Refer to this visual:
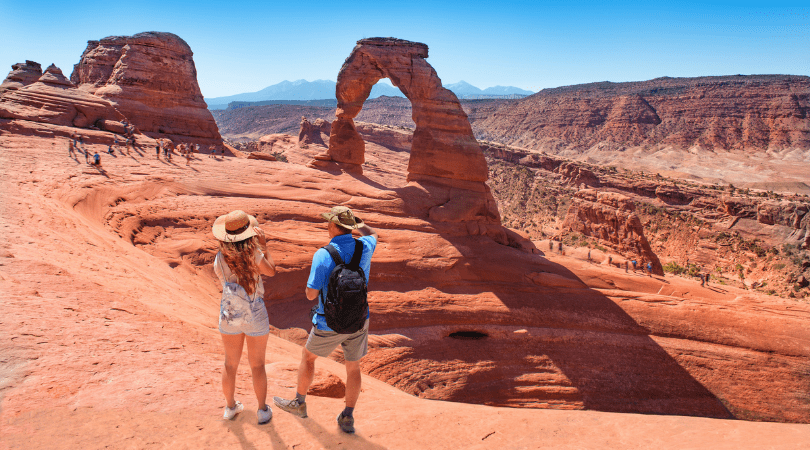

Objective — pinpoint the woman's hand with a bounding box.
[254,226,267,251]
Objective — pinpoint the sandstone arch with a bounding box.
[313,38,505,230]
[320,38,488,183]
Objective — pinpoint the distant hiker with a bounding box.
[587,249,591,262]
[700,273,705,287]
[549,241,553,251]
[625,261,629,272]
[68,139,75,156]
[608,256,613,266]
[108,143,115,155]
[557,242,562,254]
[705,273,710,284]
[155,140,161,159]
[185,148,192,166]
[274,206,378,434]
[632,260,637,271]
[92,153,100,166]
[84,147,89,164]
[647,262,652,277]
[212,210,277,424]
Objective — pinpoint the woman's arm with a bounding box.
[254,226,276,276]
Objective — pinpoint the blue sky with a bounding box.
[1,1,807,98]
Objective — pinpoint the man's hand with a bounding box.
[355,223,378,240]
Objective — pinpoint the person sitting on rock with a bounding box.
[274,206,378,434]
[212,210,277,424]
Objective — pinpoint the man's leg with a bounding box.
[344,359,362,408]
[297,347,318,397]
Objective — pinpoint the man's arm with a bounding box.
[355,223,378,240]
[306,287,319,300]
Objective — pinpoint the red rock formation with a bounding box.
[323,38,487,181]
[0,61,43,97]
[310,38,502,235]
[0,64,127,130]
[70,32,222,148]
[476,75,810,153]
[561,189,663,274]
[298,116,328,147]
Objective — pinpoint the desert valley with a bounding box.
[2,31,810,449]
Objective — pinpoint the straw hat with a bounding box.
[321,206,364,230]
[212,210,259,242]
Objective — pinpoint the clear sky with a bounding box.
[1,0,807,98]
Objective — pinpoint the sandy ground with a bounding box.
[2,120,810,449]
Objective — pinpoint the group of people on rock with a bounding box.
[212,206,377,434]
[69,130,220,168]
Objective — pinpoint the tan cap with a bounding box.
[321,206,364,230]
[212,210,259,242]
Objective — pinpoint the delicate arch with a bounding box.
[325,38,488,183]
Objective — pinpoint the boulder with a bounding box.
[70,32,223,150]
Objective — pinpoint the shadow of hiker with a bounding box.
[295,410,389,450]
[223,417,288,450]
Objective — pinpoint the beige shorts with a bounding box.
[305,319,369,361]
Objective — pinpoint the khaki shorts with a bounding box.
[305,319,369,361]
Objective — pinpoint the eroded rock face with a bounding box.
[298,117,328,147]
[561,189,663,274]
[0,64,127,130]
[71,32,222,148]
[0,61,43,97]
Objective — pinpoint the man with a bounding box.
[274,206,378,434]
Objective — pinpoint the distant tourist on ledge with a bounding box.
[212,210,277,424]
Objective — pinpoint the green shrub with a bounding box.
[663,262,685,275]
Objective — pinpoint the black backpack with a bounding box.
[320,240,368,334]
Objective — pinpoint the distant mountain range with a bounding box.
[205,80,533,109]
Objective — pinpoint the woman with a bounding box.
[212,210,277,424]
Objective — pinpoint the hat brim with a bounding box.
[321,212,363,230]
[212,213,259,242]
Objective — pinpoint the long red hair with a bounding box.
[219,237,261,296]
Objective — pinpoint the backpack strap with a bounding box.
[322,244,344,266]
[348,239,363,268]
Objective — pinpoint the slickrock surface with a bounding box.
[0,60,43,97]
[0,65,127,130]
[70,32,223,149]
[560,189,663,275]
[2,117,810,448]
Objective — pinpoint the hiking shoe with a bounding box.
[223,400,244,420]
[273,396,307,418]
[337,412,355,433]
[257,404,273,424]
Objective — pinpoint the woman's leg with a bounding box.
[245,333,269,407]
[221,333,245,408]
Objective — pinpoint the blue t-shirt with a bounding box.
[307,234,377,331]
